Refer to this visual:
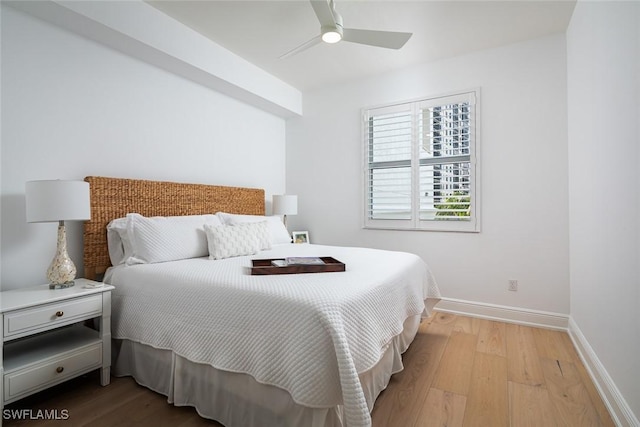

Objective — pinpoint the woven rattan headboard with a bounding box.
[83,176,265,280]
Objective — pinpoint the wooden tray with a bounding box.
[250,257,345,275]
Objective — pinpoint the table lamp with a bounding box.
[272,195,297,228]
[26,180,91,289]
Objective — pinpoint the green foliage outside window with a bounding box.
[435,191,470,218]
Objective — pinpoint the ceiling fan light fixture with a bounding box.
[321,25,343,44]
[279,0,411,59]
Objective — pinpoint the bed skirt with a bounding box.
[112,314,421,427]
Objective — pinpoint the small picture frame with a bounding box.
[292,231,310,244]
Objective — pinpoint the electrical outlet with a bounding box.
[508,280,518,291]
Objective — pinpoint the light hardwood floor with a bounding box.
[3,312,615,426]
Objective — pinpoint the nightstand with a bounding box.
[0,279,114,419]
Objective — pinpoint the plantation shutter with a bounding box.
[364,90,479,232]
[365,104,413,221]
[418,93,475,222]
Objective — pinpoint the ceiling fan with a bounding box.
[279,0,412,59]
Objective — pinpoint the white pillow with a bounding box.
[106,217,133,265]
[122,213,223,265]
[217,212,291,245]
[204,223,262,260]
[231,219,271,250]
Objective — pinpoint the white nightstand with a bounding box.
[0,279,114,419]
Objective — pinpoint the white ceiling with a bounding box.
[148,0,576,92]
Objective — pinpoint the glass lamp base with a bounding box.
[47,223,77,290]
[49,281,75,290]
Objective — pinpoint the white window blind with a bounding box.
[364,90,480,232]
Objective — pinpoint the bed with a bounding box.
[83,176,441,427]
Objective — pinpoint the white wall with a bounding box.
[287,34,570,314]
[7,0,302,118]
[0,6,286,290]
[567,0,640,422]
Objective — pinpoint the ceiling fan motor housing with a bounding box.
[321,8,343,43]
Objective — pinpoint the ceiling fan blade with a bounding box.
[279,35,322,59]
[310,0,337,27]
[342,28,412,49]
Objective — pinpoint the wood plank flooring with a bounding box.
[3,312,614,426]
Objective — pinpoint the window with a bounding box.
[363,90,479,232]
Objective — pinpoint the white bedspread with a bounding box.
[104,244,440,427]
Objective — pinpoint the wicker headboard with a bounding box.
[83,176,265,280]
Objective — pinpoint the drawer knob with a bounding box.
[55,311,64,317]
[56,366,64,373]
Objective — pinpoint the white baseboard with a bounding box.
[568,317,640,427]
[435,297,569,330]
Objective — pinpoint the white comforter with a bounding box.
[105,244,440,427]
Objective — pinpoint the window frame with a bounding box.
[362,89,481,233]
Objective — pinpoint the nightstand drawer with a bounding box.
[3,295,103,339]
[3,342,102,403]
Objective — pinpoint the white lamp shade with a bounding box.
[26,180,91,223]
[272,195,298,216]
